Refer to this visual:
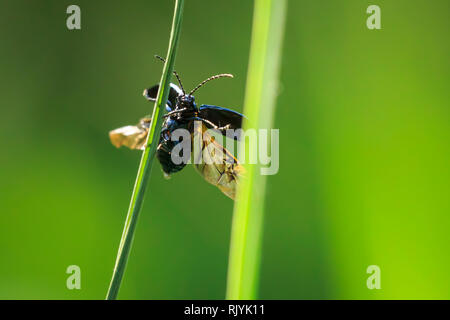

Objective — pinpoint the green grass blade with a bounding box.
[226,0,286,300]
[105,0,184,300]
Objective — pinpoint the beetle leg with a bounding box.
[163,107,189,118]
[188,117,231,131]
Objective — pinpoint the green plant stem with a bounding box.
[106,0,184,300]
[226,0,286,300]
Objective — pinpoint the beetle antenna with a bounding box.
[189,73,234,96]
[154,55,186,95]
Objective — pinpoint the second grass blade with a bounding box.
[226,0,287,300]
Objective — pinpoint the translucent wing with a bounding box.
[192,121,245,200]
[109,117,151,150]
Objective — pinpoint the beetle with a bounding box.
[109,56,245,199]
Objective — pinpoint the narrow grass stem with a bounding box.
[226,0,286,300]
[106,0,184,300]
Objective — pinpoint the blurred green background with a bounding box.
[0,0,449,299]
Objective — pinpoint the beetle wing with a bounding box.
[198,105,245,140]
[143,83,182,111]
[109,117,151,150]
[192,122,245,200]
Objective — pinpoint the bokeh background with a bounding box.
[0,0,449,299]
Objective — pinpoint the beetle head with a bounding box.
[176,94,196,110]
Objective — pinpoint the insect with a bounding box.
[109,56,245,200]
